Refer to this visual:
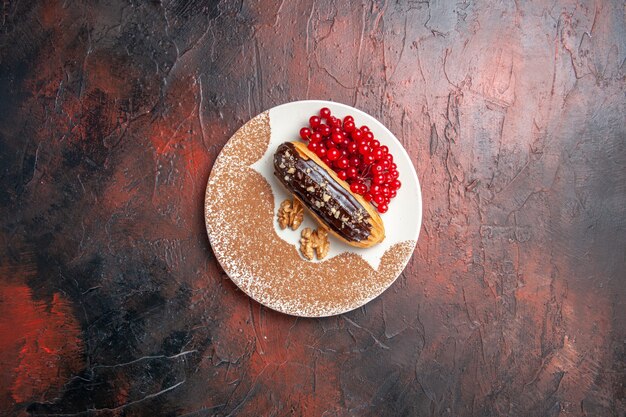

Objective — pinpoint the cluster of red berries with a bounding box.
[298,107,401,213]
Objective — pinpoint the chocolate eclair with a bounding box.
[273,141,385,248]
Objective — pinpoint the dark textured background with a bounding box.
[1,1,625,416]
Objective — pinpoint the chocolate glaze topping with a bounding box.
[274,142,372,242]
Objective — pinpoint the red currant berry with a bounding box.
[364,132,374,141]
[337,170,348,180]
[332,126,342,135]
[350,182,360,194]
[346,167,358,178]
[370,139,380,148]
[382,187,390,197]
[324,139,335,149]
[390,162,397,170]
[300,127,311,140]
[389,170,400,180]
[344,120,355,132]
[349,156,361,167]
[391,179,401,190]
[318,124,331,137]
[363,154,376,164]
[373,174,385,185]
[347,142,358,154]
[384,153,393,162]
[321,156,331,166]
[310,132,322,142]
[320,107,331,118]
[316,147,327,158]
[372,163,384,174]
[308,141,319,152]
[377,203,388,213]
[336,157,349,169]
[343,115,354,124]
[327,147,341,161]
[363,192,373,202]
[372,148,383,160]
[340,149,348,157]
[380,145,389,155]
[351,129,363,141]
[309,116,321,128]
[332,132,344,144]
[361,125,370,132]
[373,194,385,205]
[389,189,397,198]
[370,184,382,194]
[358,144,370,155]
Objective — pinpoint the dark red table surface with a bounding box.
[1,1,624,416]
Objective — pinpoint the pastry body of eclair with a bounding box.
[273,142,385,247]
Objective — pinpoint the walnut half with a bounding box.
[300,228,315,260]
[315,228,330,259]
[278,198,304,230]
[300,227,330,261]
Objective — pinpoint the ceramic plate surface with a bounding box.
[205,100,421,317]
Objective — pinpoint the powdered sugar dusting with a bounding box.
[205,110,417,317]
